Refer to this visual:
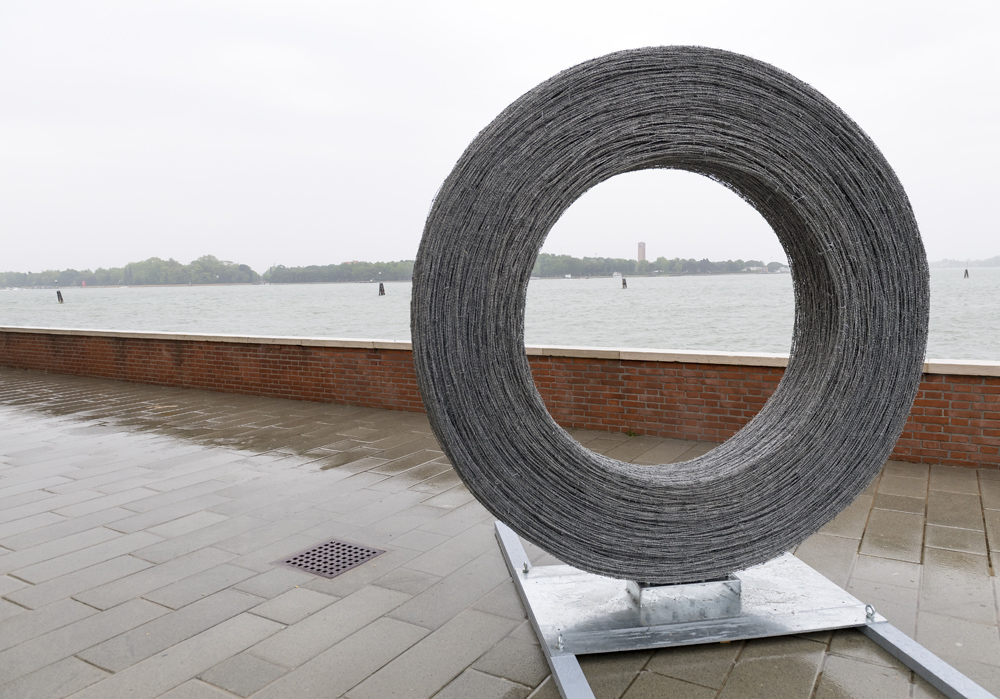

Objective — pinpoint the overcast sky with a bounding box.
[2,1,996,273]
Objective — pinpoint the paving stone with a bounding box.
[52,487,161,518]
[0,490,101,526]
[346,609,518,699]
[471,580,528,621]
[144,460,246,494]
[335,490,432,528]
[131,514,268,564]
[390,552,510,629]
[0,490,53,516]
[646,641,741,689]
[75,546,236,609]
[144,562,258,609]
[872,492,925,514]
[473,636,548,688]
[526,677,560,698]
[981,478,1000,510]
[374,566,442,596]
[366,504,450,542]
[924,524,988,555]
[926,490,984,530]
[717,636,824,699]
[0,507,138,551]
[418,499,493,537]
[621,671,715,699]
[434,669,530,699]
[198,652,287,697]
[882,460,928,478]
[984,510,1000,553]
[310,484,387,514]
[0,599,21,624]
[5,554,153,609]
[0,657,109,699]
[915,611,1000,693]
[920,547,995,623]
[12,531,163,584]
[233,566,314,599]
[250,586,338,625]
[851,555,921,589]
[0,597,96,653]
[421,485,476,511]
[371,450,443,476]
[106,494,232,534]
[793,532,857,588]
[146,511,230,538]
[0,475,72,500]
[818,496,872,539]
[912,675,950,698]
[409,468,463,495]
[250,617,428,698]
[0,512,67,542]
[0,573,27,596]
[47,466,153,494]
[828,629,907,669]
[65,613,284,699]
[859,509,924,562]
[577,649,654,699]
[877,474,928,498]
[0,525,122,575]
[157,680,235,699]
[213,515,329,555]
[814,653,910,698]
[929,464,981,494]
[0,597,168,683]
[405,522,496,577]
[79,589,264,672]
[249,584,412,668]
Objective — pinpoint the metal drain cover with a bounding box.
[276,538,385,579]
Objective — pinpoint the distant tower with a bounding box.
[638,242,646,262]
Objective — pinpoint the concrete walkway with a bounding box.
[0,367,995,698]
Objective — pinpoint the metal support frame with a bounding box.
[495,521,995,699]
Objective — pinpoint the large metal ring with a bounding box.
[411,46,929,583]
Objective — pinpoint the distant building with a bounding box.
[638,242,646,262]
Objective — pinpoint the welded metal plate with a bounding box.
[276,538,384,579]
[515,550,883,656]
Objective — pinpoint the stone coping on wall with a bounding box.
[3,325,999,377]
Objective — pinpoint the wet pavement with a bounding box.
[0,367,996,698]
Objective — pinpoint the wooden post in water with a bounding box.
[378,282,385,296]
[622,278,627,289]
[56,290,64,303]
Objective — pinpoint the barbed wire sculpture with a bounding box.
[411,46,929,583]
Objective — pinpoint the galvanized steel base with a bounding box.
[495,522,996,699]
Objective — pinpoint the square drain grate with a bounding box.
[276,538,385,579]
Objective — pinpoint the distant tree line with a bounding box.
[2,252,789,288]
[261,260,414,284]
[531,253,785,277]
[0,255,259,287]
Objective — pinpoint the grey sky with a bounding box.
[2,1,996,273]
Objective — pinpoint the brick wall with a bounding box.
[2,328,998,468]
[0,330,424,412]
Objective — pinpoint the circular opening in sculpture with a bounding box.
[526,168,794,354]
